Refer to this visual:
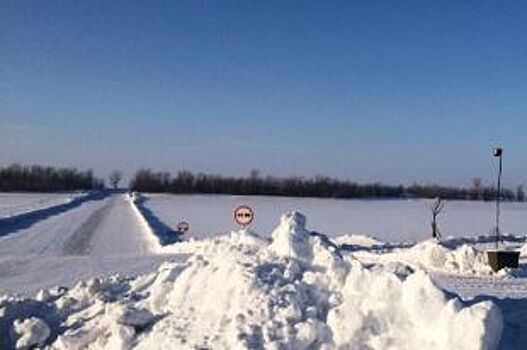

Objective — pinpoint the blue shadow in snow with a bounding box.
[440,235,526,250]
[339,241,414,254]
[0,191,110,237]
[133,195,182,245]
[468,293,527,350]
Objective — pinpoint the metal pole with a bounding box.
[495,153,502,249]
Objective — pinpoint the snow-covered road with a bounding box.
[0,194,182,295]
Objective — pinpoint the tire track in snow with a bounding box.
[61,198,114,256]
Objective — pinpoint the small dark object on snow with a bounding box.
[176,221,190,234]
[487,250,520,272]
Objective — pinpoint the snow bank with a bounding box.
[0,292,62,350]
[12,316,51,349]
[348,237,495,275]
[393,240,493,275]
[129,192,186,248]
[520,243,527,258]
[333,233,383,247]
[328,268,502,349]
[0,192,89,219]
[127,192,162,253]
[0,211,503,349]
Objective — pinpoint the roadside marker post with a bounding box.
[234,205,254,229]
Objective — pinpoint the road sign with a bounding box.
[234,205,254,227]
[176,221,190,234]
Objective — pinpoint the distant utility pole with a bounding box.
[493,147,503,249]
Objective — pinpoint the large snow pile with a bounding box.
[0,212,502,349]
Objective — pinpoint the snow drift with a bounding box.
[340,234,503,276]
[380,240,493,275]
[0,211,502,349]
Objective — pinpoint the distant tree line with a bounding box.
[129,169,525,201]
[129,169,404,198]
[408,178,522,201]
[0,164,104,192]
[2,163,523,201]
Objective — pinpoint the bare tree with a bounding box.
[430,197,445,239]
[109,170,122,190]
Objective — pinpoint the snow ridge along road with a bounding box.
[0,192,87,219]
[0,191,106,237]
[0,193,179,295]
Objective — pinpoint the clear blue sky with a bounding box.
[1,0,526,187]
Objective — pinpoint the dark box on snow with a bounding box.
[487,250,520,272]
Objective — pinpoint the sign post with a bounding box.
[234,205,254,229]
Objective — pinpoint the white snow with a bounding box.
[350,239,494,275]
[12,316,51,349]
[0,194,178,295]
[328,268,502,350]
[127,193,162,253]
[1,192,526,349]
[0,211,506,349]
[141,194,527,242]
[268,211,314,261]
[0,192,87,219]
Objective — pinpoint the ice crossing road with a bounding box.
[0,194,180,296]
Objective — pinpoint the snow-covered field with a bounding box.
[1,192,526,349]
[0,192,87,219]
[142,194,527,242]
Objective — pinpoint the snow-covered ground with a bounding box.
[0,193,183,296]
[0,192,87,219]
[141,194,527,242]
[1,192,526,349]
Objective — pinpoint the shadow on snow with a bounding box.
[468,294,527,350]
[440,235,527,250]
[0,191,111,237]
[133,195,183,245]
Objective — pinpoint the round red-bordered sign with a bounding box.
[176,221,190,234]
[234,205,254,227]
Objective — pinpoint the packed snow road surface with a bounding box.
[0,193,181,295]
